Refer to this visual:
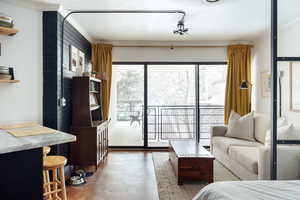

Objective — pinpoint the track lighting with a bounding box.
[173,20,189,35]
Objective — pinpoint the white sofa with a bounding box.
[211,113,300,180]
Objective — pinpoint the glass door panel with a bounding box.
[148,65,196,147]
[198,65,227,146]
[109,65,144,146]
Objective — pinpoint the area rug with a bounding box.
[152,152,239,200]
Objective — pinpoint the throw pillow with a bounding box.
[265,123,296,145]
[225,111,255,141]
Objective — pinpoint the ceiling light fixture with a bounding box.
[173,20,189,35]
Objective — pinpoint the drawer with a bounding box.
[179,158,213,170]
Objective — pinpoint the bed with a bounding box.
[192,181,300,200]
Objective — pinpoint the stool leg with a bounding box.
[53,168,59,200]
[59,166,67,200]
[46,170,52,200]
[43,170,47,193]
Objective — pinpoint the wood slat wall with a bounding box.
[43,11,92,159]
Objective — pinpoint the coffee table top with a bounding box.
[169,140,215,159]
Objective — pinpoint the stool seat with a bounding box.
[43,146,51,156]
[43,155,68,200]
[44,156,67,169]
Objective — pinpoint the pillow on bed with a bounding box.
[265,123,296,145]
[225,111,255,141]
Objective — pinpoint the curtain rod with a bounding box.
[112,45,255,48]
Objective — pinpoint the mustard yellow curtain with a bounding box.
[92,44,113,120]
[224,45,251,124]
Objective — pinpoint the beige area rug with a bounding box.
[152,152,240,200]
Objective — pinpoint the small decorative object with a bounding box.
[260,71,271,97]
[0,13,14,28]
[290,62,300,112]
[0,66,14,80]
[69,45,78,72]
[91,72,97,78]
[89,93,98,106]
[76,50,85,76]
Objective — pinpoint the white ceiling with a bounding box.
[7,0,300,41]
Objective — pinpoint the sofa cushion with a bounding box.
[212,136,261,154]
[226,111,255,141]
[265,123,300,145]
[228,146,259,174]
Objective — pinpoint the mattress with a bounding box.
[192,181,300,200]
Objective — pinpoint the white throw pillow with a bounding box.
[225,111,255,141]
[265,124,297,145]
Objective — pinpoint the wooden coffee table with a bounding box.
[169,140,215,185]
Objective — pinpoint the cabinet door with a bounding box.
[97,132,100,164]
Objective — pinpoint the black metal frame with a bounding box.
[271,0,300,180]
[110,61,227,149]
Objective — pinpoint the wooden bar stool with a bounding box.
[43,156,67,200]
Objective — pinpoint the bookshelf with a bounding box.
[70,76,108,169]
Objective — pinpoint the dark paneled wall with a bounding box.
[43,11,92,158]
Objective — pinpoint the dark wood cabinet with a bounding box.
[70,77,108,169]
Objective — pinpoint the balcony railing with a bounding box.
[117,101,224,142]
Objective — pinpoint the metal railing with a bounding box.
[117,101,224,142]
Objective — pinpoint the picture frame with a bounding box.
[289,62,300,112]
[69,45,78,72]
[260,71,271,98]
[77,50,85,76]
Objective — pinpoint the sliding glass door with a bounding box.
[148,65,196,147]
[109,62,227,148]
[109,64,144,146]
[198,65,227,146]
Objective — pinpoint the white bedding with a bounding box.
[193,181,300,200]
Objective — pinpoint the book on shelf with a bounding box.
[0,74,12,80]
[0,14,14,28]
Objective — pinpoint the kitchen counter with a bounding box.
[0,129,76,200]
[0,129,76,154]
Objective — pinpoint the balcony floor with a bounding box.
[109,121,210,147]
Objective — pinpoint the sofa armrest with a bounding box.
[258,145,300,180]
[211,126,227,137]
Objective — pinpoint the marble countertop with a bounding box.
[0,130,76,154]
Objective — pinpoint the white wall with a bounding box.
[0,2,43,123]
[252,31,271,113]
[113,46,227,62]
[253,20,300,124]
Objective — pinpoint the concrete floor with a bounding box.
[108,121,201,147]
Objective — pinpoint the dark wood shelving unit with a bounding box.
[70,76,108,169]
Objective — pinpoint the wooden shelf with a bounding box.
[90,90,99,94]
[0,80,20,83]
[90,105,100,111]
[0,27,19,36]
[90,77,101,83]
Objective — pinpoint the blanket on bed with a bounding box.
[192,181,300,200]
